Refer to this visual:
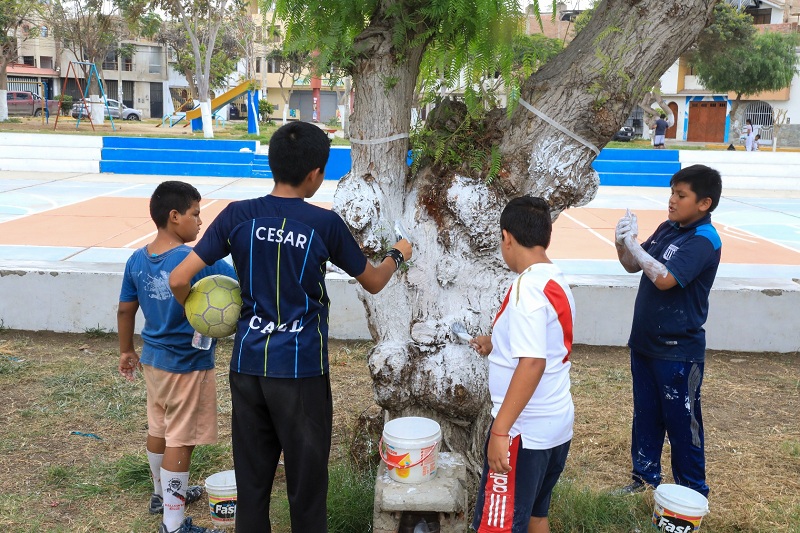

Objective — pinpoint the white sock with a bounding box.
[147,450,164,496]
[161,468,190,531]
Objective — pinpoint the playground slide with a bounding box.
[184,80,254,122]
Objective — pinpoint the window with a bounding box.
[23,56,35,66]
[147,46,162,74]
[103,51,118,70]
[267,57,279,73]
[41,26,48,37]
[746,8,771,25]
[124,56,133,72]
[40,56,54,69]
[255,57,261,74]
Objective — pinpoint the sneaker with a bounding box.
[611,479,650,495]
[149,485,204,514]
[158,516,224,533]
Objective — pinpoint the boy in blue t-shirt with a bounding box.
[614,164,722,498]
[118,181,235,533]
[169,121,412,532]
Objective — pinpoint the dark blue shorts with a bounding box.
[472,433,571,532]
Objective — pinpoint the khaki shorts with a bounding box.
[143,365,218,447]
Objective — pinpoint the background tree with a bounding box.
[46,0,128,123]
[0,0,43,120]
[131,0,242,137]
[264,47,310,124]
[157,21,239,101]
[229,4,261,83]
[273,0,717,475]
[691,2,799,125]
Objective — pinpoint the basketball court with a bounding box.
[0,170,798,279]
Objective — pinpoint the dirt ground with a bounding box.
[0,331,798,532]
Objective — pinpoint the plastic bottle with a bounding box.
[413,519,431,533]
[192,330,212,350]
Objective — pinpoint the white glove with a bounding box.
[615,209,639,245]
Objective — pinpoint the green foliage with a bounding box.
[510,33,563,83]
[157,21,239,93]
[573,1,597,35]
[272,0,523,106]
[411,100,502,184]
[691,3,799,98]
[258,98,274,123]
[58,94,74,113]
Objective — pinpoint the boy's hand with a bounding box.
[470,335,493,356]
[392,239,412,262]
[615,209,638,245]
[487,433,512,474]
[118,351,141,381]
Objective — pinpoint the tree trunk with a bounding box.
[0,65,8,120]
[334,0,717,477]
[199,100,213,138]
[0,90,7,121]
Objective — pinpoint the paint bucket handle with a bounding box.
[378,437,437,469]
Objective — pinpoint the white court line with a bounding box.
[123,229,157,248]
[560,212,615,247]
[720,224,800,254]
[28,194,60,209]
[0,183,144,224]
[720,227,758,244]
[0,204,34,215]
[122,198,223,248]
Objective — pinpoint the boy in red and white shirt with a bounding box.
[470,196,575,533]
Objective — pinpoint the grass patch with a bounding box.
[84,324,113,338]
[327,461,377,533]
[550,479,653,531]
[781,440,800,458]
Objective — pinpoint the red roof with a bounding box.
[7,63,59,77]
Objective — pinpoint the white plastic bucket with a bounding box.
[206,470,237,529]
[380,416,441,484]
[652,484,709,532]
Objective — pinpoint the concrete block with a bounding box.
[374,452,468,533]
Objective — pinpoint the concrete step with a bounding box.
[100,160,252,177]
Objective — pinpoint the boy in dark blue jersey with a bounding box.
[118,181,235,533]
[169,121,412,532]
[613,164,722,498]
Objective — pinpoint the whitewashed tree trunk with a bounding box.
[0,89,8,121]
[334,0,717,474]
[200,100,213,138]
[90,94,104,125]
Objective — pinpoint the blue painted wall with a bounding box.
[98,137,680,186]
[592,148,681,187]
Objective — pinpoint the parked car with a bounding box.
[71,98,143,120]
[228,104,242,120]
[6,91,61,117]
[612,125,634,141]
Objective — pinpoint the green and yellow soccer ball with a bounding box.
[185,275,242,338]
